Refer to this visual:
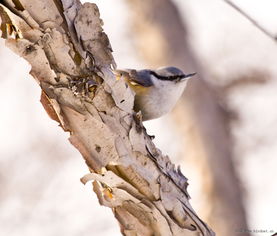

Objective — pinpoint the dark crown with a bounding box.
[151,67,196,81]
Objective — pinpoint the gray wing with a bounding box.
[127,69,154,87]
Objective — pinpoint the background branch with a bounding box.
[125,0,249,235]
[224,0,276,41]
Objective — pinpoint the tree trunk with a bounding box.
[0,0,214,235]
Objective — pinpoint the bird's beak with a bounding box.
[180,72,196,81]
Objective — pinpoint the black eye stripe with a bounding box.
[150,71,186,81]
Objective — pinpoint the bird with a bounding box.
[114,67,196,121]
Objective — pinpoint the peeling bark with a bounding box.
[0,0,214,235]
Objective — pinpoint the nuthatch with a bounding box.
[115,67,196,121]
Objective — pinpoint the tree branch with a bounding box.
[0,0,214,235]
[224,0,276,41]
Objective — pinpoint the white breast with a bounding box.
[135,78,188,121]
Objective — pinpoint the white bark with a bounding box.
[0,0,215,235]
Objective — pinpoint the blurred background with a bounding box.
[0,0,277,235]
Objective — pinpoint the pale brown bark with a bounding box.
[125,0,249,235]
[0,0,214,235]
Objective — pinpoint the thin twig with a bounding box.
[224,0,276,42]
